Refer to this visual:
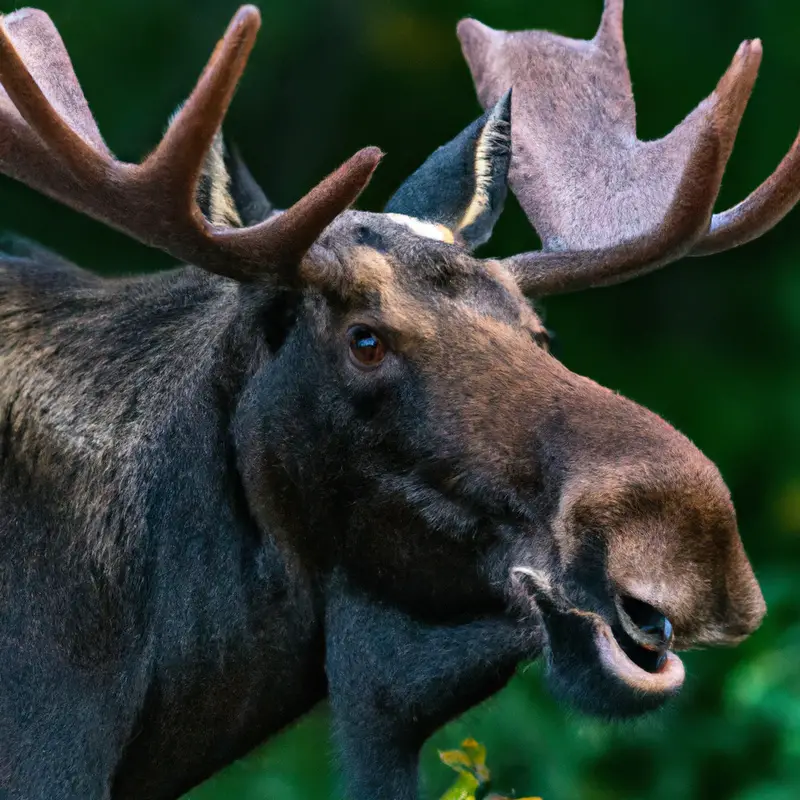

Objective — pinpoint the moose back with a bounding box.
[1,1,796,798]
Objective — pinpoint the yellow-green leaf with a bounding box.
[438,739,541,800]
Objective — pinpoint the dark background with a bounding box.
[1,0,798,798]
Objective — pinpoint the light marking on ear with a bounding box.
[203,130,243,228]
[173,101,243,229]
[386,213,455,243]
[459,97,511,231]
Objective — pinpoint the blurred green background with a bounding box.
[1,0,798,797]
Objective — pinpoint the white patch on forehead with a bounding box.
[386,213,454,243]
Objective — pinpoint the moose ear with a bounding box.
[384,90,511,250]
[195,128,274,228]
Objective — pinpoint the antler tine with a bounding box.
[207,145,384,277]
[0,10,109,179]
[0,7,380,284]
[692,126,800,255]
[145,6,261,215]
[595,0,625,62]
[458,0,795,296]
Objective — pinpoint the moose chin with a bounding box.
[0,0,792,799]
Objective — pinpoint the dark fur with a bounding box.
[0,239,537,800]
[0,110,765,799]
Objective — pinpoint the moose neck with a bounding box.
[0,257,331,794]
[0,259,274,568]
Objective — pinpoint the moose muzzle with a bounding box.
[509,375,766,717]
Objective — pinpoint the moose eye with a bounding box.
[348,326,387,369]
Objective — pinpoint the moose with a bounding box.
[0,0,797,798]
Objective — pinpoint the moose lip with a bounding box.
[594,614,685,694]
[572,594,684,694]
[511,568,684,696]
[550,606,685,697]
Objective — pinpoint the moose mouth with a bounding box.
[512,568,684,715]
[599,595,684,693]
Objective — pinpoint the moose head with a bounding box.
[0,0,794,734]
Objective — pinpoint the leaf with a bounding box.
[438,738,541,800]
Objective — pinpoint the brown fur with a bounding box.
[316,212,766,651]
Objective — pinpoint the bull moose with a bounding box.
[0,0,797,798]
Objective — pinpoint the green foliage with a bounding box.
[437,738,541,800]
[438,738,492,800]
[2,0,798,798]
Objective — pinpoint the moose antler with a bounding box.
[458,0,800,294]
[0,6,381,282]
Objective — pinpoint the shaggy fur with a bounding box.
[0,204,765,799]
[0,2,775,798]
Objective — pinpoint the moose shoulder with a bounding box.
[0,1,795,799]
